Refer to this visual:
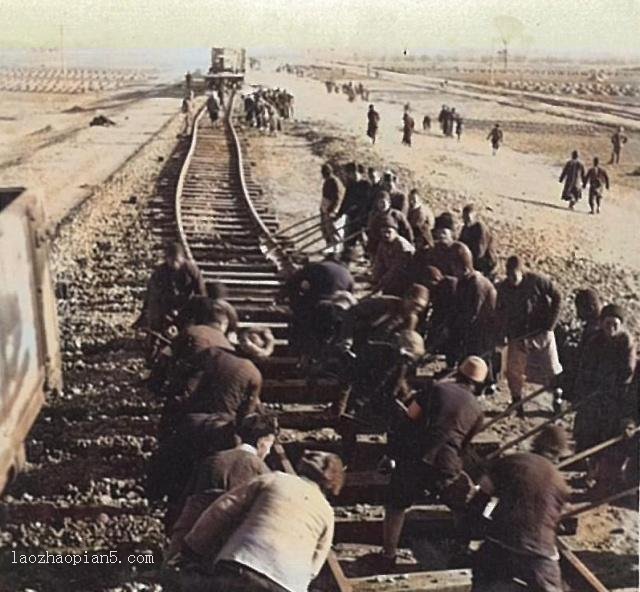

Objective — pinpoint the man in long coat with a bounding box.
[367,104,380,144]
[559,150,586,209]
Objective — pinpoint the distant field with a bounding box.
[371,59,640,105]
[0,67,155,94]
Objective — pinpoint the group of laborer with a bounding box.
[366,103,490,148]
[437,104,465,140]
[242,87,294,133]
[559,129,627,213]
[326,79,371,101]
[134,101,637,591]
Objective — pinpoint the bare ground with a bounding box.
[243,65,639,589]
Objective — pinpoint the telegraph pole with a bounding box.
[59,25,66,73]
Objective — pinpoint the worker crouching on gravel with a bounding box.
[337,329,426,463]
[471,426,570,592]
[167,451,345,592]
[135,241,207,364]
[381,356,487,568]
[167,412,278,552]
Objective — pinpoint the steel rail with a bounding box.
[174,103,207,264]
[225,92,284,263]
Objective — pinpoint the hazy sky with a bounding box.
[3,0,640,57]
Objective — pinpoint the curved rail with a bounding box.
[174,103,207,264]
[225,94,280,254]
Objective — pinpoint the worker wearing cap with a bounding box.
[367,191,414,258]
[573,304,637,484]
[335,162,372,261]
[333,285,429,417]
[382,356,487,565]
[319,163,344,252]
[338,329,427,460]
[472,426,570,592]
[372,220,415,296]
[379,170,409,216]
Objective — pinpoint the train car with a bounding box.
[210,47,246,75]
[206,47,246,88]
[0,187,62,492]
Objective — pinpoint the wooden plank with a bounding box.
[350,569,472,592]
[558,538,610,592]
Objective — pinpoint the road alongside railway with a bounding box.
[0,82,184,228]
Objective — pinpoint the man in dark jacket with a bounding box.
[472,426,570,592]
[407,189,434,250]
[367,192,413,257]
[573,304,637,455]
[180,347,263,419]
[372,222,415,296]
[286,256,355,360]
[411,227,460,278]
[148,297,237,405]
[367,104,380,144]
[449,243,497,370]
[496,256,562,415]
[559,150,586,209]
[418,266,459,364]
[319,163,344,251]
[459,205,497,277]
[382,356,487,564]
[583,157,610,215]
[402,111,415,146]
[168,413,278,545]
[139,242,207,333]
[487,123,503,155]
[336,162,372,261]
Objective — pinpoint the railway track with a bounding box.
[0,90,623,591]
[169,95,615,592]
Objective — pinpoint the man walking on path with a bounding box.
[559,150,586,210]
[402,111,415,146]
[367,104,380,144]
[609,126,628,165]
[583,157,610,214]
[487,124,503,155]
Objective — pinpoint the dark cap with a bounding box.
[600,304,624,322]
[380,214,399,230]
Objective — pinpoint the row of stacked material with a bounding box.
[0,67,152,94]
[495,78,639,97]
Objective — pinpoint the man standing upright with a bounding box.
[367,104,380,144]
[496,256,563,417]
[319,163,344,251]
[609,126,628,164]
[402,111,415,146]
[486,123,503,155]
[559,150,586,210]
[583,157,610,214]
[336,162,372,261]
[459,204,497,278]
